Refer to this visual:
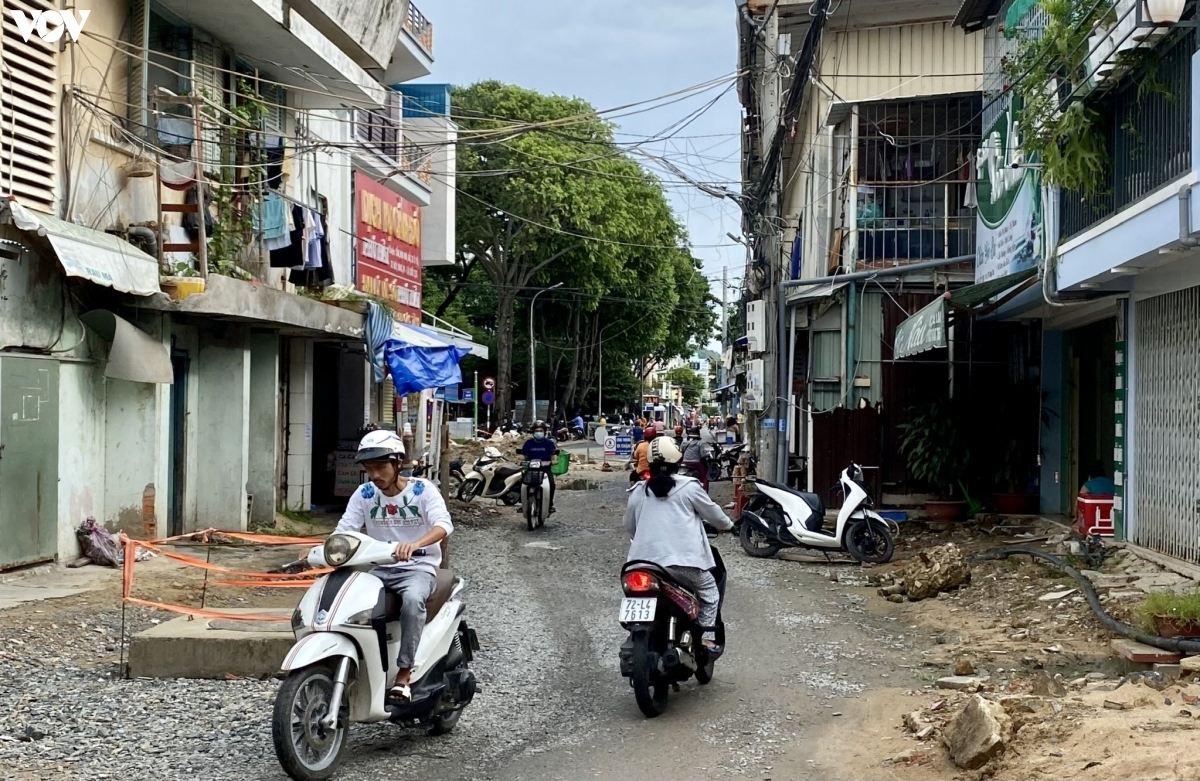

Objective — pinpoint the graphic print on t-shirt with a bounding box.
[361,480,427,527]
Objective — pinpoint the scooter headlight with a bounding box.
[323,534,360,567]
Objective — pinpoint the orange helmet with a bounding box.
[674,425,683,437]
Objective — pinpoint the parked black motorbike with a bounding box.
[618,532,726,718]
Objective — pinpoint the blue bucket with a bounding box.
[878,510,908,524]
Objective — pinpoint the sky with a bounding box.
[419,0,745,347]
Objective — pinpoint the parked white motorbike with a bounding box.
[520,460,551,531]
[273,532,480,781]
[737,462,897,563]
[457,446,523,505]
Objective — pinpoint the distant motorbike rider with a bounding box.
[631,424,659,482]
[681,427,709,464]
[571,412,586,437]
[520,420,558,514]
[304,430,453,703]
[624,437,733,653]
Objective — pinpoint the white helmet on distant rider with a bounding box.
[355,429,405,463]
[648,436,683,465]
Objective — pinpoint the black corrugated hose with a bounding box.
[971,547,1200,656]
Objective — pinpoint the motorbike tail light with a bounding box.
[622,570,659,594]
[662,581,700,620]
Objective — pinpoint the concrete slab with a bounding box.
[0,565,115,610]
[128,608,294,679]
[1111,638,1182,665]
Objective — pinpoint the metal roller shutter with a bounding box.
[0,0,58,213]
[1134,286,1200,560]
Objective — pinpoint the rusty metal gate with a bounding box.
[1135,287,1200,560]
[811,406,882,508]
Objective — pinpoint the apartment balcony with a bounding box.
[382,1,435,85]
[155,0,387,108]
[1059,28,1193,241]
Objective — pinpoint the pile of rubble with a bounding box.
[873,543,972,602]
[892,667,1200,772]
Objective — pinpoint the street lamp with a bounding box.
[529,282,563,423]
[597,320,619,420]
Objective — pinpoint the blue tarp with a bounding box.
[384,339,464,396]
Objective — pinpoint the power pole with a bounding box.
[720,266,729,418]
[755,6,783,485]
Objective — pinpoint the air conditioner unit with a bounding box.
[744,358,765,411]
[746,300,766,353]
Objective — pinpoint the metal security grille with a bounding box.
[1135,286,1200,561]
[1060,27,1195,239]
[0,0,58,213]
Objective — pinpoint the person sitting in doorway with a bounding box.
[1079,461,1115,497]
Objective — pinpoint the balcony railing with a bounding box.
[1060,28,1194,240]
[854,182,977,268]
[403,0,434,57]
[401,143,433,187]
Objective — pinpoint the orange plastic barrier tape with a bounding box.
[124,597,296,622]
[134,538,332,579]
[140,528,325,546]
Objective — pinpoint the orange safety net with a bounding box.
[120,528,331,622]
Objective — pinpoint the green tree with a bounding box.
[663,366,705,406]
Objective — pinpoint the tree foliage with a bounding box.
[428,81,717,419]
[662,366,705,406]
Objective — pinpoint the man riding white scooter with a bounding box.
[302,430,453,703]
[520,420,558,514]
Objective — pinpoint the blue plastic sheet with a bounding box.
[384,339,464,396]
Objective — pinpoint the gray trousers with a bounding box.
[371,567,436,670]
[665,566,720,641]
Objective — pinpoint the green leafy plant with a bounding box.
[1135,590,1200,633]
[898,401,968,500]
[202,80,266,280]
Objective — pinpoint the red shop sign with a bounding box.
[355,172,422,324]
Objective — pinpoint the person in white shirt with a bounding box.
[309,430,453,702]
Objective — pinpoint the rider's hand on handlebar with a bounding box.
[393,542,420,562]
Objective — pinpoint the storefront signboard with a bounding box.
[355,172,422,323]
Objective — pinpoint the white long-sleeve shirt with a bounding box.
[624,476,733,571]
[335,477,453,577]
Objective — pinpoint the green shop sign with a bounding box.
[895,297,946,360]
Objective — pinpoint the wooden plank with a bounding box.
[162,203,199,213]
[162,243,199,253]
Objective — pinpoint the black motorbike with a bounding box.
[619,534,726,718]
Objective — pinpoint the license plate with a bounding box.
[619,597,657,623]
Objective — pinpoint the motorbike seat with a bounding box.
[380,568,459,624]
[494,464,523,480]
[755,479,826,518]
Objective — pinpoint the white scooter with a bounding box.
[520,460,552,531]
[273,532,480,781]
[457,446,523,505]
[737,462,897,563]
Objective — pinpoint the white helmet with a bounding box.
[648,437,683,465]
[355,430,405,463]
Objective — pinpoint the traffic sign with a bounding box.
[594,426,608,446]
[462,389,475,402]
[615,435,633,457]
[482,391,495,406]
[603,436,617,457]
[482,376,496,391]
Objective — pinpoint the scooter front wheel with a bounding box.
[458,478,482,503]
[272,664,348,781]
[845,519,896,564]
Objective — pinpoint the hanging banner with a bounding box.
[894,297,946,359]
[355,172,422,324]
[974,99,1046,284]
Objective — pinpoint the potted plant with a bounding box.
[994,439,1039,515]
[899,402,969,527]
[1136,590,1200,639]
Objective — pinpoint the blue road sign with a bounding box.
[462,389,475,402]
[615,435,633,457]
[482,391,495,406]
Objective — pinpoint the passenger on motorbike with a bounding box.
[624,437,733,653]
[304,430,453,703]
[631,424,659,482]
[681,427,709,464]
[520,420,558,514]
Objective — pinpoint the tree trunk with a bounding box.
[495,291,516,420]
[524,305,536,424]
[562,308,582,411]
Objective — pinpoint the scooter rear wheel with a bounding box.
[631,633,669,717]
[739,518,781,559]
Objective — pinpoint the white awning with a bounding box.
[2,200,160,296]
[79,310,173,384]
[390,321,489,360]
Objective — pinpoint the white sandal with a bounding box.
[387,683,411,702]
